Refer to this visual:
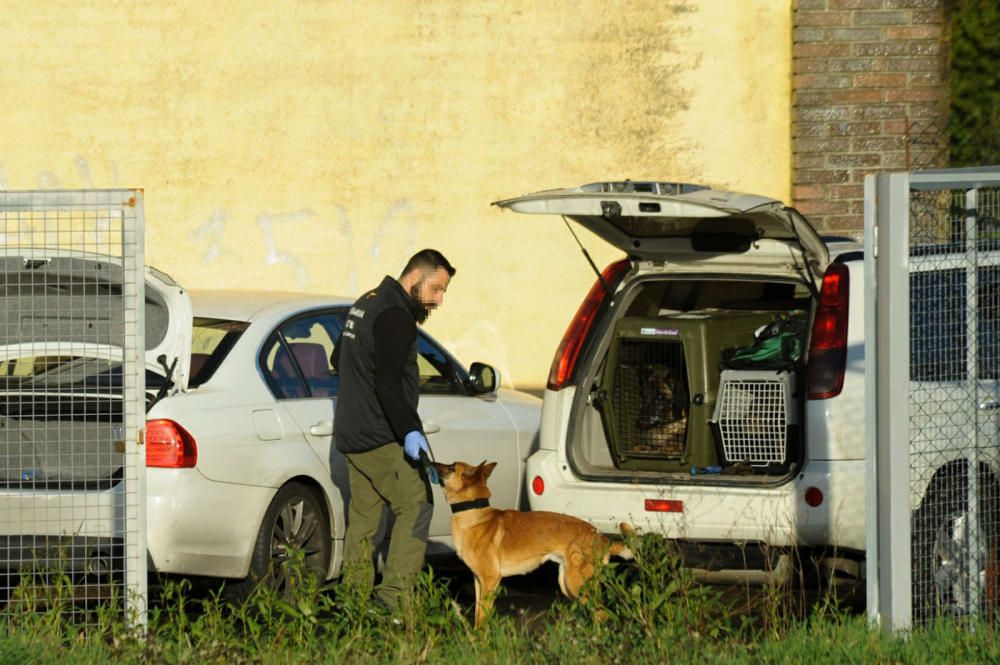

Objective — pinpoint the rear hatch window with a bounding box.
[0,355,151,489]
[0,317,247,489]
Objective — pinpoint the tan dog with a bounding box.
[432,460,634,627]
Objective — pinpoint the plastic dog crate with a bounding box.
[710,369,798,472]
[596,310,782,472]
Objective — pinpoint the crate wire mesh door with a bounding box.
[0,190,146,626]
[712,370,796,468]
[613,338,689,460]
[867,168,1000,633]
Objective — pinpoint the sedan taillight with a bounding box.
[146,419,198,468]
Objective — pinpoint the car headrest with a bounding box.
[290,342,329,381]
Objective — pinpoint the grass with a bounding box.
[2,534,999,664]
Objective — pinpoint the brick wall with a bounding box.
[792,0,950,234]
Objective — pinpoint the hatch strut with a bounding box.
[146,354,177,413]
[785,209,821,300]
[562,216,611,298]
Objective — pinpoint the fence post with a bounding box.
[867,172,913,633]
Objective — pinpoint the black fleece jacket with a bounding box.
[331,276,425,453]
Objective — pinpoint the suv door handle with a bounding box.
[309,421,334,436]
[424,422,441,435]
[979,399,1000,412]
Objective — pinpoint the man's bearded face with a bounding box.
[408,267,450,323]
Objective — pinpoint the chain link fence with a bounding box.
[909,182,1000,626]
[868,169,1000,632]
[906,115,1000,173]
[0,190,146,626]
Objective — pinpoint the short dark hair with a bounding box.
[400,249,456,278]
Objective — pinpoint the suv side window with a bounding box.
[911,266,1000,381]
[261,311,345,399]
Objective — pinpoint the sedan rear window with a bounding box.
[190,318,250,387]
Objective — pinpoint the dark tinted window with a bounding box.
[261,311,345,399]
[262,309,463,397]
[911,267,1000,381]
[417,334,462,395]
[626,279,811,316]
[0,356,165,393]
[190,318,250,387]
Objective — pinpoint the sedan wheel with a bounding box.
[227,482,331,601]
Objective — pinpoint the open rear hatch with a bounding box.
[0,250,192,488]
[494,181,829,279]
[495,181,829,480]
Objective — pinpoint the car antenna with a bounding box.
[562,216,612,298]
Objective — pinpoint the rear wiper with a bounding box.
[146,354,177,413]
[562,215,612,298]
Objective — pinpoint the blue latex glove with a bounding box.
[403,430,430,462]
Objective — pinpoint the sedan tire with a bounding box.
[226,481,331,602]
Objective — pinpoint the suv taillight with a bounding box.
[807,263,850,400]
[146,419,198,468]
[548,259,631,391]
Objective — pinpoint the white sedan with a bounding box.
[0,256,541,597]
[147,290,542,595]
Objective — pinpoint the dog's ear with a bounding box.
[467,460,491,480]
[480,461,498,479]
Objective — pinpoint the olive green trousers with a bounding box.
[341,443,433,610]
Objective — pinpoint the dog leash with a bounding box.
[419,446,440,485]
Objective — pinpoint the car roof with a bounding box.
[189,289,354,322]
[825,238,864,258]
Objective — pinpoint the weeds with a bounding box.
[2,536,998,664]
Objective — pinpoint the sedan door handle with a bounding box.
[309,421,334,436]
[979,399,1000,412]
[424,422,441,435]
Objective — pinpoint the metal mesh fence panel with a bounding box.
[906,119,950,172]
[908,182,1000,626]
[0,190,145,627]
[907,115,1000,173]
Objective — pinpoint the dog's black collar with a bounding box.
[450,498,490,513]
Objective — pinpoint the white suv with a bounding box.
[496,180,1000,616]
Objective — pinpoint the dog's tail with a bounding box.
[609,522,636,560]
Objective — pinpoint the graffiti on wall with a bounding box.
[189,199,418,292]
[0,155,519,386]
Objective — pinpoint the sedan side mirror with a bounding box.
[468,362,499,394]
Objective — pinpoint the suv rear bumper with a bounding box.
[525,449,866,551]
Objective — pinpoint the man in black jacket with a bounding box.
[331,249,455,612]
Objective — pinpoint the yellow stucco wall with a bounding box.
[0,0,791,391]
